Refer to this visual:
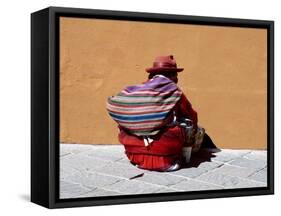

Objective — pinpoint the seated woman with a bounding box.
[107,55,204,172]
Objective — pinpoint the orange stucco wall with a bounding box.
[60,17,267,149]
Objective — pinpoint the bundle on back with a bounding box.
[106,76,182,136]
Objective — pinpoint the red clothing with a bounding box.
[119,93,198,171]
[175,94,198,131]
[119,126,184,171]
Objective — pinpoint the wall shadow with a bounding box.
[19,194,30,202]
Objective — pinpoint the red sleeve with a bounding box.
[175,94,198,129]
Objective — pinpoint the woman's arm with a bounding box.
[175,94,198,130]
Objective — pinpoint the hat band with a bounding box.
[153,62,177,68]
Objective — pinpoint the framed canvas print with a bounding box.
[31,6,274,208]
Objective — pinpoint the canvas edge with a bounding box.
[31,6,274,209]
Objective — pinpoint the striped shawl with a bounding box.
[106,75,182,136]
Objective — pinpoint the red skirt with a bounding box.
[118,126,185,171]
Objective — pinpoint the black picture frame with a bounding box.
[31,6,274,209]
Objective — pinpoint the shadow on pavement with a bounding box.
[200,133,219,149]
[182,133,221,168]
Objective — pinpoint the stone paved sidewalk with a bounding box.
[60,144,267,199]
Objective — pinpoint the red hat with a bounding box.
[146,55,184,73]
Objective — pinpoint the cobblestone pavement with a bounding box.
[60,144,267,199]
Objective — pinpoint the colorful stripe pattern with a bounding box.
[106,76,182,136]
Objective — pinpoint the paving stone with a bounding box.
[154,188,180,193]
[60,181,91,199]
[227,178,267,188]
[81,149,124,162]
[169,161,223,178]
[171,179,223,191]
[60,144,94,155]
[115,157,133,165]
[60,164,82,180]
[60,145,73,157]
[102,179,165,194]
[61,154,111,172]
[60,144,268,197]
[96,145,126,153]
[210,164,258,178]
[168,167,207,178]
[248,168,268,183]
[60,150,72,157]
[211,150,251,162]
[64,171,122,190]
[95,162,145,179]
[196,160,224,171]
[76,188,123,198]
[135,172,186,186]
[196,172,247,188]
[229,157,267,170]
[244,151,267,161]
[196,170,267,189]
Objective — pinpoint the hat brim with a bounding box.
[146,67,184,73]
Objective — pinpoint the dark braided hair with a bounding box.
[148,71,178,80]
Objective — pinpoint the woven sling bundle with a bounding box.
[106,76,182,136]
